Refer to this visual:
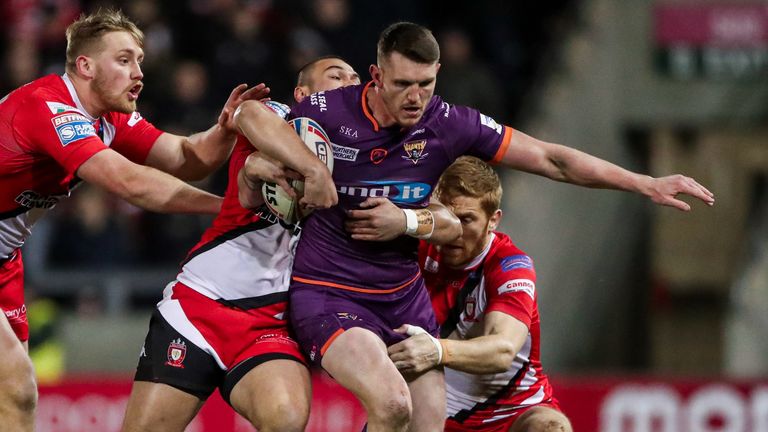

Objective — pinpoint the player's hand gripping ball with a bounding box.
[262,117,334,224]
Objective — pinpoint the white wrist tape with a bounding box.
[404,324,443,365]
[403,209,419,236]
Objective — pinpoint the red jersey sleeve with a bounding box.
[483,252,537,328]
[14,97,107,175]
[107,111,163,164]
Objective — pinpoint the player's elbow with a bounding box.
[235,100,272,129]
[489,341,517,372]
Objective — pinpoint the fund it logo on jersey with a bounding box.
[402,140,428,164]
[165,338,187,368]
[338,181,431,204]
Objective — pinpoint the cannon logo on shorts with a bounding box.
[165,338,187,368]
[338,181,431,204]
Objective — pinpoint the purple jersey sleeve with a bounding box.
[435,100,513,163]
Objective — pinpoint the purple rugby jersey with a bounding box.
[289,82,513,293]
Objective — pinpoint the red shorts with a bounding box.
[445,401,562,432]
[0,250,27,341]
[135,281,305,403]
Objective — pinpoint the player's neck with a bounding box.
[65,72,106,119]
[367,86,397,128]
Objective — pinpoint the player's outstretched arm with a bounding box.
[77,149,222,214]
[388,311,527,375]
[345,197,461,244]
[145,83,270,181]
[499,129,715,211]
[234,100,337,210]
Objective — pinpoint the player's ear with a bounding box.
[75,55,95,79]
[370,64,382,86]
[488,209,502,231]
[294,86,309,104]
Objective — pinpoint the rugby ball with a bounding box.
[262,117,334,224]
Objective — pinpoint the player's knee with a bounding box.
[520,415,572,432]
[1,355,38,415]
[251,394,309,432]
[368,389,411,429]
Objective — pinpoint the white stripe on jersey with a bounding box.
[1,205,61,258]
[157,283,227,370]
[176,223,295,301]
[445,272,541,416]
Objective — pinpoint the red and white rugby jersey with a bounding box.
[172,101,296,327]
[0,74,162,259]
[419,232,556,426]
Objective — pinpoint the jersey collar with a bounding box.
[61,73,97,121]
[463,232,496,271]
[360,81,379,132]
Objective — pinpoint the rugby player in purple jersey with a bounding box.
[236,22,715,432]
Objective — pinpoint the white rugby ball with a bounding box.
[262,117,334,224]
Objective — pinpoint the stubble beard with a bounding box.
[93,73,136,114]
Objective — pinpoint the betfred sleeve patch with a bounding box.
[51,113,96,146]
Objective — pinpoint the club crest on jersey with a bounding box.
[464,297,478,322]
[371,148,388,164]
[423,256,439,273]
[127,111,144,127]
[402,140,428,164]
[165,338,187,368]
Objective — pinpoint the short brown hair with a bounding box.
[65,8,143,72]
[377,22,439,65]
[435,156,502,217]
[296,55,348,87]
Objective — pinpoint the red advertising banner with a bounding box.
[655,4,768,46]
[653,4,768,79]
[36,374,768,431]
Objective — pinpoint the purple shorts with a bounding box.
[288,274,438,364]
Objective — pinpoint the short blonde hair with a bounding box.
[65,9,143,72]
[435,156,502,217]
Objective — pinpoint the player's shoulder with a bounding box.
[11,75,78,116]
[292,83,363,120]
[103,110,147,129]
[486,232,535,274]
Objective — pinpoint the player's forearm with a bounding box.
[237,167,265,209]
[125,168,222,214]
[548,143,653,193]
[177,124,237,180]
[234,100,327,179]
[421,204,461,244]
[511,131,653,194]
[440,336,517,374]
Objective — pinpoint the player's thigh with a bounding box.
[0,312,34,386]
[322,327,410,408]
[121,381,203,432]
[229,359,311,429]
[406,367,446,432]
[509,406,572,432]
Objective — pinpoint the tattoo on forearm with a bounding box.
[415,209,434,236]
